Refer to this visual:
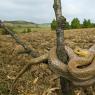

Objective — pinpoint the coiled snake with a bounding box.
[49,45,95,87]
[68,47,95,80]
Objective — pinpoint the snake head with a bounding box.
[74,47,90,57]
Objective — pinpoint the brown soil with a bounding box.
[0,28,95,95]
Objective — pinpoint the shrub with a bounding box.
[51,19,57,30]
[82,19,92,28]
[27,28,31,33]
[71,18,81,29]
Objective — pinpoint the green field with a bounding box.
[0,20,51,34]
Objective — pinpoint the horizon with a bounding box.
[2,18,95,25]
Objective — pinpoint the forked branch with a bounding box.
[10,53,48,94]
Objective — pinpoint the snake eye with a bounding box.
[77,49,80,52]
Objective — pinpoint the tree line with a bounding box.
[51,17,95,30]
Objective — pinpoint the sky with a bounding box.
[0,0,95,23]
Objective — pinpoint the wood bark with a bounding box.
[53,0,73,95]
[53,0,69,63]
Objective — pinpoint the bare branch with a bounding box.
[53,0,69,63]
[11,53,48,90]
[1,22,39,58]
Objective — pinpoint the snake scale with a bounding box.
[49,45,95,87]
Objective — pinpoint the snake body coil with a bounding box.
[68,47,95,80]
[49,45,95,87]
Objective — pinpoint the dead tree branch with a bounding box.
[1,22,39,58]
[9,53,48,94]
[53,0,69,63]
[12,53,48,86]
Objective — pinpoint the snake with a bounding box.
[68,47,95,80]
[49,45,95,86]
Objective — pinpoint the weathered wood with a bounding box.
[0,22,39,58]
[53,0,69,63]
[53,0,73,95]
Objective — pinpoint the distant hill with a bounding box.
[3,20,50,28]
[3,20,39,28]
[4,20,36,25]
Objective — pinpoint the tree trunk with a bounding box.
[53,0,73,95]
